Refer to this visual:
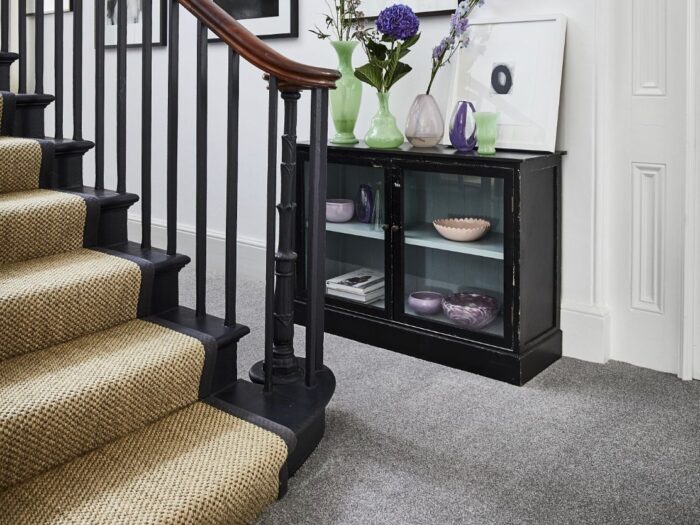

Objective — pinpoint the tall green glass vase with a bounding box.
[365,91,404,149]
[330,40,362,145]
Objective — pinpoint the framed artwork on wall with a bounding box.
[103,0,167,48]
[360,0,456,18]
[210,0,299,41]
[444,15,567,152]
[27,0,73,14]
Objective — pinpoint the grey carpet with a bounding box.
[181,270,700,525]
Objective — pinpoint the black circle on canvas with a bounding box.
[491,65,513,95]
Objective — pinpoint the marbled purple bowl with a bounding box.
[326,199,355,223]
[408,291,444,316]
[442,293,499,330]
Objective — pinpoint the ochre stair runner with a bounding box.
[0,91,288,524]
[0,403,287,525]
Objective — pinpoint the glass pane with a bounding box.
[403,170,505,338]
[307,162,386,311]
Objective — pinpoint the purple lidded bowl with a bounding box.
[442,293,499,330]
[326,199,355,223]
[408,291,444,316]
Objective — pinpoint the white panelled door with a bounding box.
[608,0,691,374]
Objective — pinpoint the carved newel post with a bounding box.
[250,90,304,385]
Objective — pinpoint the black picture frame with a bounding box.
[27,0,73,14]
[102,0,168,49]
[209,0,299,42]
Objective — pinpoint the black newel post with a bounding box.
[251,90,304,385]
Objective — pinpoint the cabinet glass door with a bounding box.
[307,161,387,313]
[401,169,506,341]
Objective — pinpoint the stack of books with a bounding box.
[326,268,385,304]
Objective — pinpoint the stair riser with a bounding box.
[13,104,46,138]
[0,67,9,91]
[99,206,131,246]
[0,53,18,91]
[212,341,239,393]
[53,151,85,189]
[151,267,184,315]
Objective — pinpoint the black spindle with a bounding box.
[264,76,279,393]
[18,0,26,92]
[72,0,82,140]
[166,0,179,255]
[116,0,127,193]
[141,0,153,248]
[224,49,240,327]
[306,87,329,385]
[54,1,63,139]
[269,90,302,381]
[1,0,9,52]
[95,0,105,189]
[34,0,43,93]
[195,21,208,318]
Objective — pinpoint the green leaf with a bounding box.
[403,33,420,49]
[385,62,412,90]
[365,39,388,61]
[355,63,384,91]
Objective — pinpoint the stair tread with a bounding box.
[0,402,288,525]
[0,248,144,360]
[108,240,191,272]
[15,92,55,106]
[0,189,89,264]
[0,318,208,490]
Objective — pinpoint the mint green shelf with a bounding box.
[403,224,504,260]
[326,221,384,240]
[325,221,504,260]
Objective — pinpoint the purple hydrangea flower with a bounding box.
[376,4,420,41]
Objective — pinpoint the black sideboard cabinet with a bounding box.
[294,143,563,385]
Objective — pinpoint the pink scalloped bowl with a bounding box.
[433,218,491,242]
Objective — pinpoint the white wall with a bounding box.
[23,1,698,374]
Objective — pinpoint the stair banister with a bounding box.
[177,0,340,90]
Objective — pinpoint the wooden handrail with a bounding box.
[178,0,341,90]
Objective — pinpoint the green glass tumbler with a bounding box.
[474,112,499,155]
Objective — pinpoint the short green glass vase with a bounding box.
[330,41,362,145]
[474,112,500,155]
[365,91,404,149]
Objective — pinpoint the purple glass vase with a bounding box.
[449,101,477,152]
[356,184,374,224]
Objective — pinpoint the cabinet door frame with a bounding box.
[295,149,394,320]
[392,158,516,351]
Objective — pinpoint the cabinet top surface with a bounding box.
[299,141,565,165]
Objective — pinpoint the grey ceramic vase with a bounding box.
[405,94,445,148]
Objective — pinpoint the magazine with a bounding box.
[326,268,384,296]
[327,287,384,304]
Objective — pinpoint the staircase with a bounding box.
[0,1,339,523]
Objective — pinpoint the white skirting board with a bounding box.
[561,303,611,364]
[127,216,266,282]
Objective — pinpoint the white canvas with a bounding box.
[445,15,567,152]
[361,0,455,18]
